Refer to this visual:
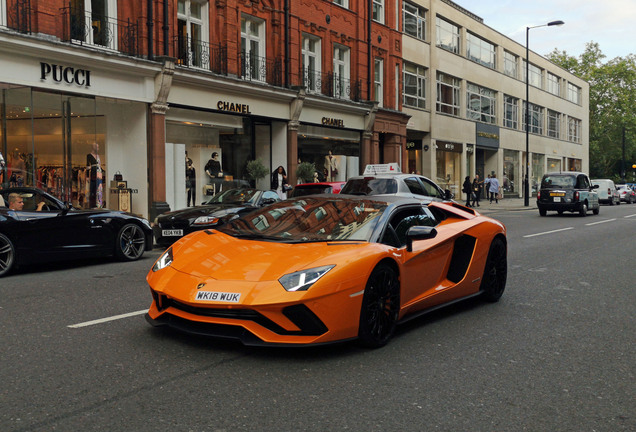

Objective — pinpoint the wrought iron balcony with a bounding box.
[174,36,227,75]
[3,0,32,33]
[239,52,282,87]
[60,6,140,56]
[300,67,364,102]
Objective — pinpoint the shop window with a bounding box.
[70,0,118,50]
[436,17,459,54]
[302,33,321,94]
[548,157,561,172]
[403,1,426,40]
[466,83,496,124]
[403,62,426,109]
[503,150,519,194]
[333,44,351,100]
[435,142,461,196]
[177,0,210,69]
[241,14,266,82]
[531,153,545,194]
[436,72,460,116]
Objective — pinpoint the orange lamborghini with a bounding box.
[146,195,507,347]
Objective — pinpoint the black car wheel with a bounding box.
[115,223,146,261]
[539,208,547,216]
[0,233,16,277]
[579,202,588,216]
[358,263,400,348]
[481,237,507,302]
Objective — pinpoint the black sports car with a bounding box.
[153,188,280,247]
[0,187,153,277]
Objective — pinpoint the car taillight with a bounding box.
[607,188,611,195]
[574,191,580,201]
[537,190,541,199]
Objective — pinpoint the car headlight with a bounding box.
[278,265,335,292]
[193,215,220,225]
[152,247,173,272]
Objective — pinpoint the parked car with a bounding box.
[290,181,345,198]
[153,187,280,247]
[146,195,507,347]
[0,187,153,277]
[536,172,600,216]
[341,164,453,203]
[591,179,620,205]
[616,185,635,204]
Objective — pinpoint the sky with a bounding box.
[456,0,636,61]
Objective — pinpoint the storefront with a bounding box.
[297,124,361,182]
[503,149,519,196]
[531,153,545,194]
[475,123,500,189]
[435,140,462,197]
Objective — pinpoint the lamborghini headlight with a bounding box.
[152,247,173,272]
[278,265,335,292]
[193,215,220,225]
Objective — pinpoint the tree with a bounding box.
[546,43,636,180]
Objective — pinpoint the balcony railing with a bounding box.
[174,36,227,75]
[300,67,363,102]
[60,6,140,56]
[239,52,282,87]
[3,0,32,33]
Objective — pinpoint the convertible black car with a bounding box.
[153,187,280,247]
[0,187,153,277]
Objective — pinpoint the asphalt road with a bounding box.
[1,204,634,432]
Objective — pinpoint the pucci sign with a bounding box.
[40,62,91,87]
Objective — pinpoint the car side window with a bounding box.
[262,190,279,201]
[419,177,443,198]
[404,177,426,196]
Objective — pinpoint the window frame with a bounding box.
[567,82,581,105]
[333,44,351,100]
[332,0,349,8]
[523,102,544,135]
[466,32,496,69]
[436,72,461,116]
[241,14,267,82]
[403,1,426,40]
[403,61,426,109]
[547,109,561,138]
[436,16,459,54]
[568,117,581,143]
[302,33,322,94]
[373,0,385,24]
[466,83,496,124]
[547,72,560,96]
[374,58,384,106]
[503,95,518,129]
[504,51,518,78]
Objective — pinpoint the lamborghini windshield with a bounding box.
[217,197,388,242]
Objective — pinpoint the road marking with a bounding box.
[585,218,616,226]
[68,309,147,328]
[624,214,636,218]
[523,227,574,238]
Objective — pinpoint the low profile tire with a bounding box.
[358,263,400,348]
[579,202,588,217]
[0,233,16,277]
[539,208,547,216]
[481,237,507,302]
[115,223,146,261]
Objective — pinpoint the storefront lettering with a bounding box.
[40,62,91,87]
[217,101,251,114]
[477,131,499,140]
[322,117,344,128]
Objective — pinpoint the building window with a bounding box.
[332,0,348,7]
[403,62,426,109]
[436,72,460,116]
[374,58,384,106]
[302,33,321,94]
[567,83,581,105]
[466,33,495,69]
[547,72,560,96]
[0,0,7,27]
[177,0,209,68]
[568,117,581,143]
[504,95,518,129]
[504,51,517,78]
[523,102,544,134]
[436,17,459,54]
[373,0,384,24]
[523,60,542,88]
[466,83,496,124]
[333,44,351,100]
[241,14,266,82]
[547,109,561,138]
[403,1,426,40]
[70,0,119,50]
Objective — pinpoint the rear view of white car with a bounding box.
[591,179,620,205]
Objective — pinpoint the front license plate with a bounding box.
[553,197,561,202]
[195,291,241,303]
[162,229,183,236]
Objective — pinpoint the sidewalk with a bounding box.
[462,196,537,213]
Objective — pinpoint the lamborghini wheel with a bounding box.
[358,263,400,348]
[0,233,16,277]
[481,237,507,302]
[115,223,146,261]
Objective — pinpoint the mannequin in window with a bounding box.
[205,152,224,194]
[324,150,338,182]
[186,159,196,206]
[87,142,103,208]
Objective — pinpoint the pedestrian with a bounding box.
[489,174,500,203]
[462,176,472,207]
[484,174,491,199]
[471,174,482,207]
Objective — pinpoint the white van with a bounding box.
[591,179,620,205]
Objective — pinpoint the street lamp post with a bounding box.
[524,20,564,206]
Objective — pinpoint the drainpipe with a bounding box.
[367,0,372,101]
[285,0,290,88]
[147,0,154,60]
[163,0,169,55]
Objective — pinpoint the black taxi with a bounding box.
[537,172,600,216]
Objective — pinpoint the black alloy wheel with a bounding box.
[480,237,507,302]
[358,263,400,348]
[0,233,16,277]
[115,223,146,261]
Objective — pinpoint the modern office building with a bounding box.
[0,0,588,218]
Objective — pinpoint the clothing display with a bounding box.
[87,152,104,208]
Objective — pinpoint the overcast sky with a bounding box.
[456,0,635,61]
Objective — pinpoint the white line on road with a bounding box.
[68,309,147,328]
[523,227,574,238]
[624,214,636,218]
[585,218,616,226]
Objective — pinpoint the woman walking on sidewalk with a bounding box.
[489,174,500,203]
[462,176,473,207]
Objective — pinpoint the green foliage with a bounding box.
[296,161,317,183]
[546,43,636,179]
[245,159,269,180]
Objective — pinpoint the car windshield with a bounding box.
[203,188,259,205]
[217,197,388,243]
[541,175,576,189]
[341,178,398,195]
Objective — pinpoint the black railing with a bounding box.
[60,6,140,56]
[4,0,32,33]
[174,36,227,75]
[300,67,364,102]
[239,52,282,87]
